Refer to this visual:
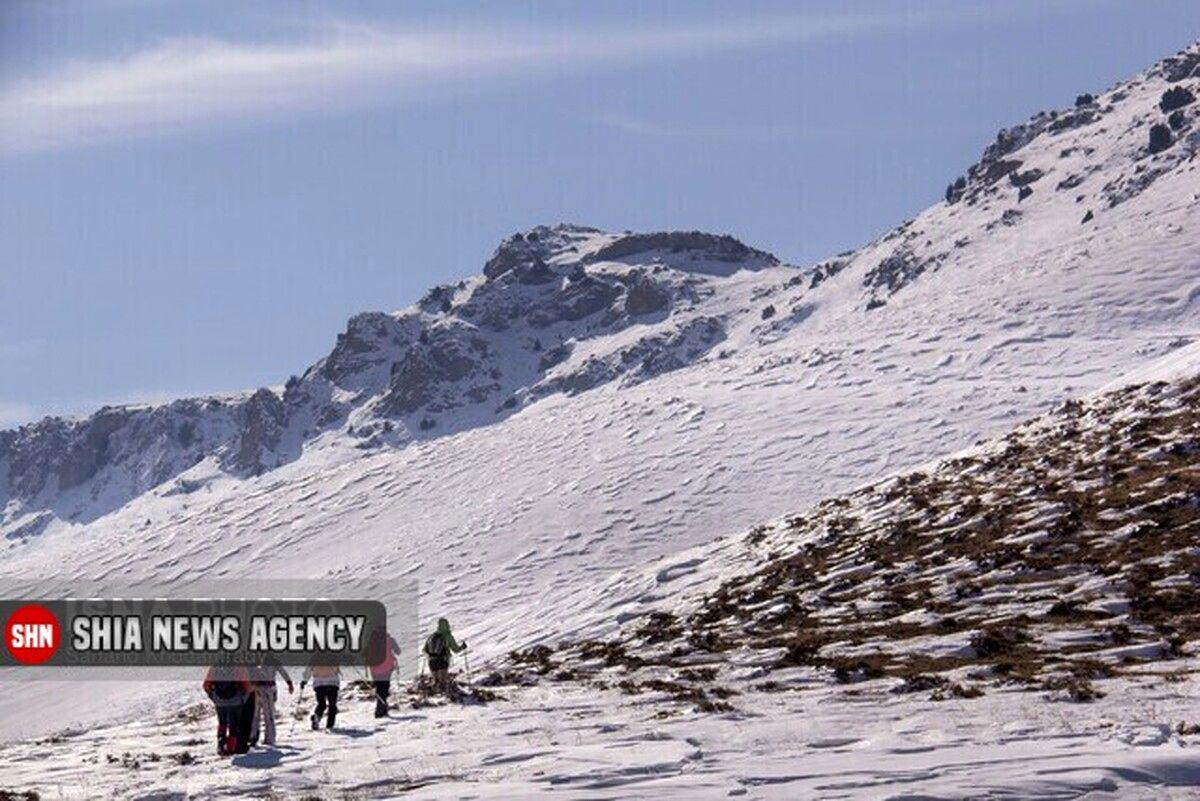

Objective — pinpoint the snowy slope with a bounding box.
[3,343,1200,800]
[9,664,1200,800]
[504,370,1200,699]
[0,40,1197,756]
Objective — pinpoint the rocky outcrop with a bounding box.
[320,312,410,386]
[417,284,457,314]
[56,407,134,491]
[227,389,287,476]
[527,315,725,402]
[1148,123,1174,154]
[1159,86,1195,113]
[623,275,670,316]
[1160,48,1200,82]
[862,249,944,305]
[483,225,602,280]
[556,273,622,323]
[378,326,485,417]
[586,231,778,268]
[380,349,441,417]
[0,395,243,529]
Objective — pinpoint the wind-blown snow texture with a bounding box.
[4,368,1200,799]
[1,40,1199,799]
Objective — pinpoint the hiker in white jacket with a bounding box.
[300,661,342,730]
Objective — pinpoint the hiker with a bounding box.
[424,617,467,698]
[300,660,341,730]
[366,627,401,718]
[236,674,257,750]
[248,653,294,747]
[203,663,255,755]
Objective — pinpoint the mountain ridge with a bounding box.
[0,225,792,538]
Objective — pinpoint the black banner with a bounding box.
[0,598,389,668]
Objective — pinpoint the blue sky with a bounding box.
[1,1,1197,427]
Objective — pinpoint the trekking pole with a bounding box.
[288,684,307,736]
[464,651,473,686]
[368,677,390,711]
[415,653,430,698]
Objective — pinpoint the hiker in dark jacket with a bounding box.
[424,617,466,698]
[301,661,342,730]
[366,628,401,718]
[203,664,255,755]
[248,653,294,746]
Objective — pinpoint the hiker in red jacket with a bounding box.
[366,628,401,718]
[203,664,255,755]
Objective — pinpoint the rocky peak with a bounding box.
[1153,42,1200,83]
[867,40,1200,309]
[484,224,779,281]
[584,230,779,271]
[483,224,604,280]
[945,40,1200,212]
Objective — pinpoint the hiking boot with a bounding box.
[310,714,319,731]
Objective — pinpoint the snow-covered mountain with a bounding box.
[4,44,1198,546]
[0,39,1198,765]
[7,348,1199,800]
[0,226,780,538]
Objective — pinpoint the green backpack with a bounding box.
[424,632,448,660]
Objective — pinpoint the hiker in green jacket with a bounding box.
[424,617,467,697]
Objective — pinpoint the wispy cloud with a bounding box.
[0,7,985,155]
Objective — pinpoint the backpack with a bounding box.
[211,679,241,701]
[369,632,397,675]
[424,632,448,660]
